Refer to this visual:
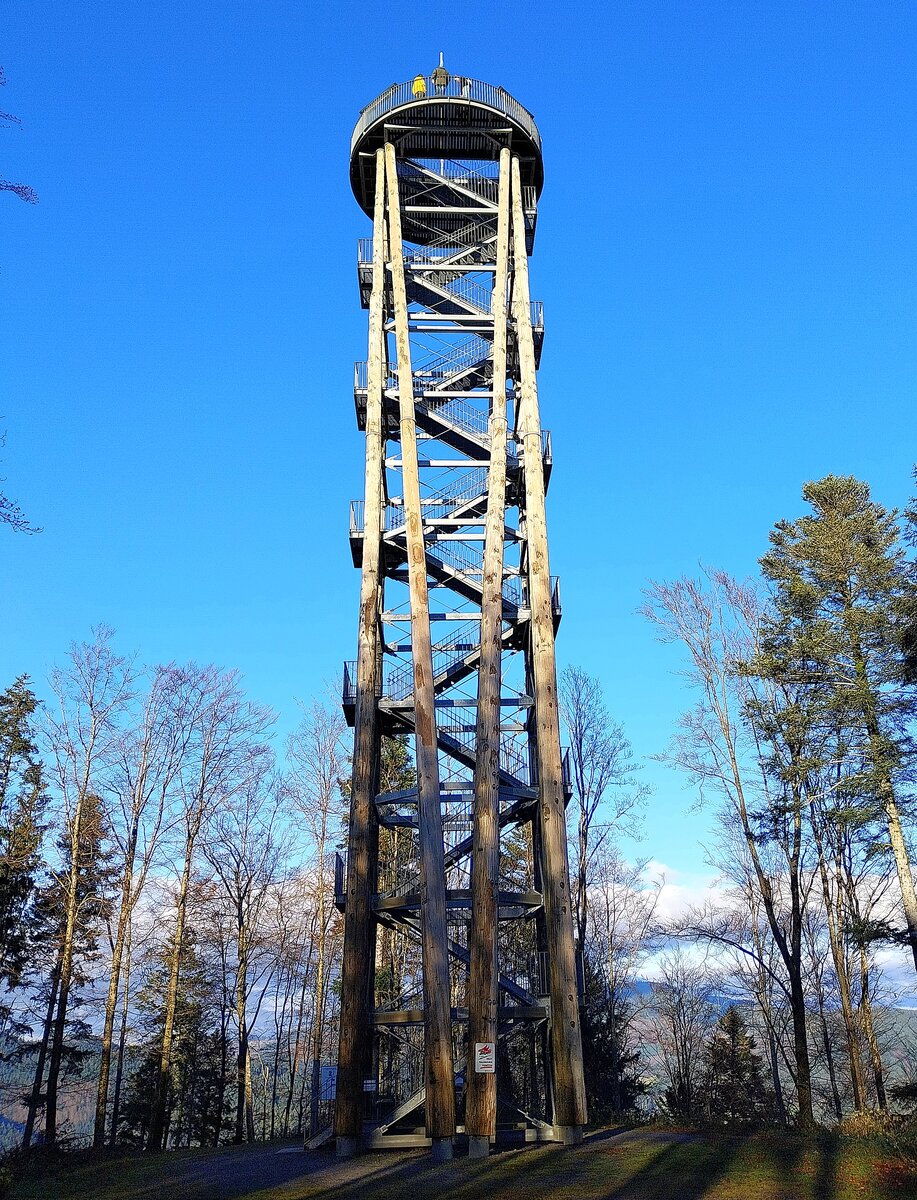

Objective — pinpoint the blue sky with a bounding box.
[2,1,915,883]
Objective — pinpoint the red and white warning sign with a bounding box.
[474,1042,495,1074]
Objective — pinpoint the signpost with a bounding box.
[474,1043,495,1074]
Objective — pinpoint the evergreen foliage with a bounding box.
[20,791,116,1145]
[700,1005,774,1128]
[120,932,228,1148]
[0,678,47,1003]
[757,475,917,969]
[578,952,644,1120]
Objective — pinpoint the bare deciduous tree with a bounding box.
[560,665,648,950]
[147,668,274,1151]
[643,571,817,1128]
[286,699,347,1136]
[93,665,199,1146]
[28,628,132,1146]
[203,770,285,1143]
[650,949,716,1122]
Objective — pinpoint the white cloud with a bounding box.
[641,859,722,924]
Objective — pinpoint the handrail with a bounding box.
[420,395,488,438]
[351,367,489,438]
[385,619,482,701]
[351,76,541,159]
[397,158,500,205]
[418,336,492,380]
[439,274,492,315]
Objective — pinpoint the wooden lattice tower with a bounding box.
[334,67,587,1161]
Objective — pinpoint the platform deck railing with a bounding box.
[351,76,541,157]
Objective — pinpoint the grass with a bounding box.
[6,1129,916,1200]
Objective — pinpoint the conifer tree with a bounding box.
[120,931,227,1148]
[759,476,917,975]
[25,630,130,1147]
[579,951,644,1119]
[0,677,47,1010]
[21,792,115,1148]
[903,467,917,683]
[701,1005,772,1127]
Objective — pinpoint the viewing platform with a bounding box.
[350,74,544,231]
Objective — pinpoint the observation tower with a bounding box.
[333,63,586,1161]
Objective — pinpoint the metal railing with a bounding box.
[385,620,482,701]
[440,274,492,314]
[427,466,487,506]
[398,158,500,206]
[428,220,498,253]
[350,499,406,534]
[424,534,482,577]
[421,394,488,438]
[357,236,373,265]
[342,660,381,708]
[437,720,530,785]
[508,429,553,466]
[351,76,541,158]
[358,233,494,270]
[354,468,487,535]
[353,360,489,440]
[417,336,492,381]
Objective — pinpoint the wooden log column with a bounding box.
[465,147,511,1160]
[384,141,456,1160]
[510,155,587,1141]
[335,148,387,1157]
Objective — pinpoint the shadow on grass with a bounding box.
[181,1134,740,1200]
[583,1126,634,1146]
[183,1143,435,1200]
[813,1132,838,1200]
[18,1130,862,1200]
[705,1129,841,1200]
[600,1136,740,1200]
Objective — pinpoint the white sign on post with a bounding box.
[474,1042,495,1074]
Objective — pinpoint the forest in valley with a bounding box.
[1,470,917,1153]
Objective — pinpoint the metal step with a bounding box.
[304,1124,334,1151]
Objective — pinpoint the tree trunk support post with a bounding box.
[335,146,386,1157]
[385,140,456,1155]
[466,146,511,1158]
[511,154,587,1140]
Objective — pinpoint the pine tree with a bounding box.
[701,1005,773,1128]
[579,952,644,1120]
[0,677,47,1008]
[21,792,115,1148]
[759,475,917,975]
[120,932,228,1148]
[902,467,917,683]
